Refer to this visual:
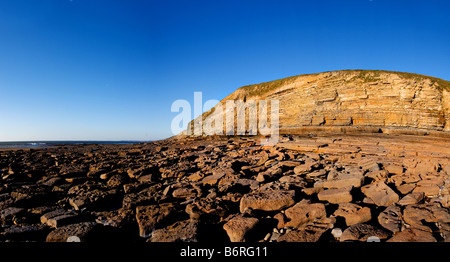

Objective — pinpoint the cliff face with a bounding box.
[195,70,450,135]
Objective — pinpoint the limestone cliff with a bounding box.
[189,70,450,135]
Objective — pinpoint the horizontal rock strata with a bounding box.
[187,70,450,135]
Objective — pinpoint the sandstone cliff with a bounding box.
[189,70,450,135]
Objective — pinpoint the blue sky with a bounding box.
[0,0,449,141]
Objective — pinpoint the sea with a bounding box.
[0,141,147,149]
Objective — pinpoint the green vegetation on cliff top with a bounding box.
[237,70,450,97]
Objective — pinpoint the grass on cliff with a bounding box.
[237,75,301,97]
[237,70,450,98]
[344,69,450,91]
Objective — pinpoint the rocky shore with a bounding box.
[1,133,449,242]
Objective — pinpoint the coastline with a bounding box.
[0,133,449,243]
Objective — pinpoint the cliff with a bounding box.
[189,70,450,135]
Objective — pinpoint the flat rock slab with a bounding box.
[293,161,318,175]
[387,228,437,242]
[135,203,178,238]
[402,203,450,232]
[340,223,391,242]
[361,181,399,207]
[0,224,48,241]
[239,190,295,213]
[398,192,425,206]
[46,222,100,242]
[277,229,324,242]
[202,167,235,185]
[40,209,80,228]
[150,220,199,242]
[323,173,364,189]
[334,203,371,226]
[223,216,259,242]
[68,189,120,210]
[377,205,402,233]
[318,186,353,204]
[283,201,326,228]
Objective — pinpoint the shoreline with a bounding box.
[0,133,449,243]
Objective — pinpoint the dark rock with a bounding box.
[40,209,80,228]
[135,203,179,238]
[106,174,127,188]
[46,222,100,242]
[387,227,437,242]
[0,207,24,225]
[340,223,391,242]
[150,220,199,242]
[122,185,162,209]
[223,216,259,242]
[277,229,324,242]
[10,186,53,207]
[0,224,49,241]
[69,188,121,211]
[378,205,403,233]
[94,208,135,230]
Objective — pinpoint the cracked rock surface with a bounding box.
[1,133,450,242]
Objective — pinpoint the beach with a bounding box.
[0,133,449,242]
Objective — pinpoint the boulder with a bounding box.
[239,190,295,213]
[361,181,399,207]
[318,186,353,204]
[68,189,120,210]
[384,164,404,175]
[0,207,24,225]
[334,203,371,226]
[402,203,450,232]
[279,175,308,188]
[323,173,364,189]
[202,167,234,185]
[306,169,327,180]
[150,220,199,242]
[277,229,324,242]
[135,203,178,238]
[340,223,391,242]
[172,187,197,199]
[293,161,317,175]
[46,222,100,242]
[387,228,437,242]
[284,200,327,228]
[398,192,425,206]
[0,224,48,241]
[377,205,403,233]
[40,209,80,228]
[223,216,259,242]
[413,175,444,197]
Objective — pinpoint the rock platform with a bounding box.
[1,133,449,242]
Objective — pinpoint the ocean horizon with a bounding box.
[0,140,150,148]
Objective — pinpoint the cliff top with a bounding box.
[235,70,450,99]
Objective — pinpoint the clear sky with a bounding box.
[0,0,449,141]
